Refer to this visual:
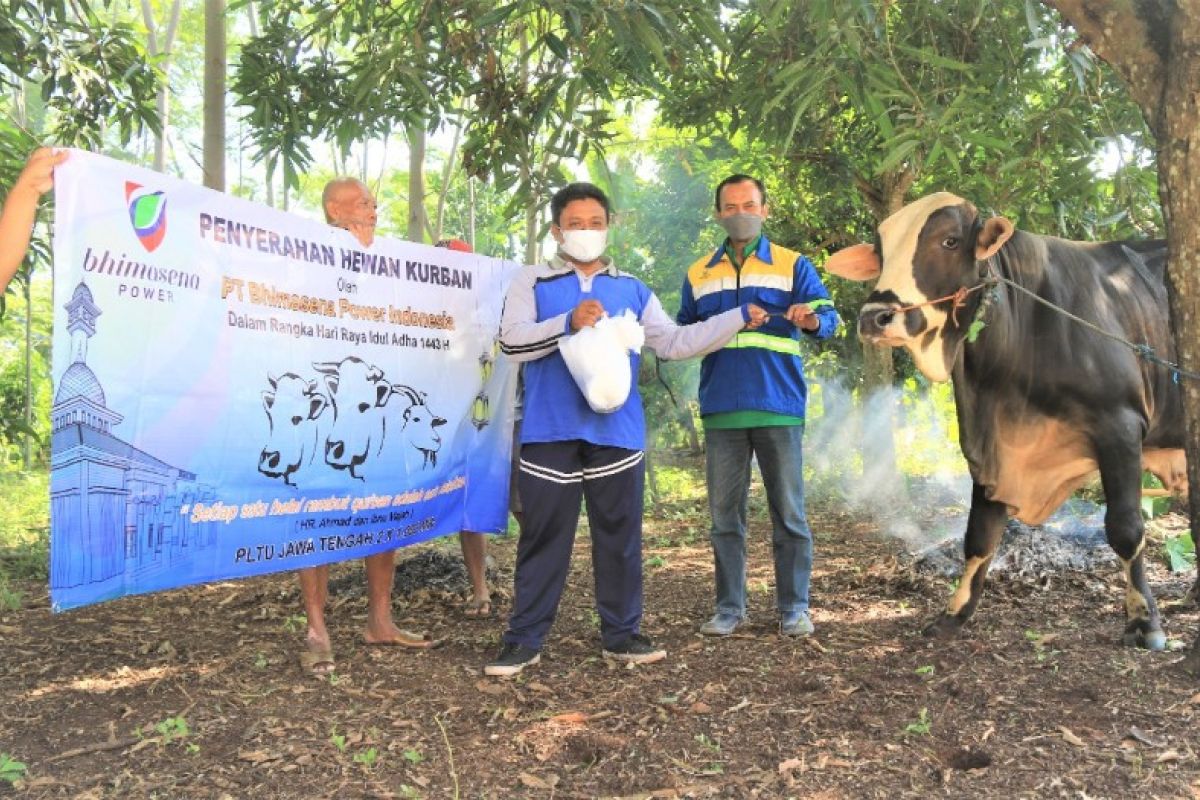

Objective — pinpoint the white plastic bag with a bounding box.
[559,309,646,413]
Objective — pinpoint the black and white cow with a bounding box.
[827,192,1192,650]
[259,373,329,487]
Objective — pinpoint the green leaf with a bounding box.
[876,138,919,174]
[543,32,569,60]
[894,43,972,72]
[1163,533,1195,572]
[475,3,518,28]
[966,319,986,343]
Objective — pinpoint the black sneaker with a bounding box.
[483,642,541,677]
[602,634,666,664]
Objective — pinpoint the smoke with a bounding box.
[805,377,1113,575]
[804,378,972,552]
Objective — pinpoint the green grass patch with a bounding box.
[0,470,49,582]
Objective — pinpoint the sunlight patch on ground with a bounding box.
[27,664,187,699]
[821,602,920,624]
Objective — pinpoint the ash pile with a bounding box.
[327,548,499,598]
[907,500,1116,580]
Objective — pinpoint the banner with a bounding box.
[49,150,519,611]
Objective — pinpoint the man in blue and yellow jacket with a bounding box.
[677,174,839,638]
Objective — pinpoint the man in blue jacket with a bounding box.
[677,174,839,638]
[485,182,767,676]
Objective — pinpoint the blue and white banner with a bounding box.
[49,150,519,611]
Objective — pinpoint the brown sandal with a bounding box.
[299,648,336,675]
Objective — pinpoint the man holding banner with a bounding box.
[484,182,768,677]
[296,177,434,675]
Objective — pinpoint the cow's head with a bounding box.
[259,373,328,486]
[392,384,446,468]
[826,192,1014,382]
[313,356,392,477]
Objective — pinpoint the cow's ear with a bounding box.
[308,394,327,420]
[367,364,384,383]
[976,216,1014,261]
[262,390,276,411]
[321,373,339,395]
[375,382,392,407]
[824,243,880,281]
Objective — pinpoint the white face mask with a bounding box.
[559,229,608,263]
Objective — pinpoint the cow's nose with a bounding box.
[433,416,446,428]
[259,450,280,469]
[858,306,898,338]
[326,440,344,459]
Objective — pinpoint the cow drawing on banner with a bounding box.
[258,373,329,487]
[258,356,446,484]
[827,192,1191,654]
[313,356,395,480]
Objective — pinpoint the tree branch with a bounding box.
[1041,0,1166,128]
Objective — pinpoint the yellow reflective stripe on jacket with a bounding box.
[723,331,802,356]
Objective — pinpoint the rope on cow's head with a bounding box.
[893,275,997,334]
[897,258,1200,383]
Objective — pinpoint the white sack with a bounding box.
[559,309,646,413]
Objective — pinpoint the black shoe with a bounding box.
[483,642,540,677]
[603,634,667,664]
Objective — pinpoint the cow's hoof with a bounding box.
[922,614,963,640]
[1122,627,1167,651]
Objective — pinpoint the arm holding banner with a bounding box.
[642,293,767,361]
[0,148,67,291]
[498,265,573,362]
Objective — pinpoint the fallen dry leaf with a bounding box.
[474,679,507,696]
[1125,727,1165,748]
[1156,749,1183,764]
[518,771,553,789]
[238,749,281,764]
[690,701,713,714]
[1059,727,1085,748]
[778,757,805,774]
[549,711,589,725]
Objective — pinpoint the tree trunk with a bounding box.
[1042,0,1200,667]
[468,176,477,252]
[1156,15,1200,667]
[857,177,910,499]
[645,441,660,509]
[141,0,183,173]
[22,281,31,469]
[433,122,463,241]
[407,125,428,242]
[202,0,226,191]
[524,201,539,265]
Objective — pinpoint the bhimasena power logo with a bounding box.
[125,181,167,252]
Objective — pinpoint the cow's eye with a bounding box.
[357,402,370,413]
[942,236,959,250]
[290,415,303,426]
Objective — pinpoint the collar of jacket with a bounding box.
[549,253,620,277]
[705,235,774,268]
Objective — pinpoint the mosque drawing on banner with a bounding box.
[50,281,217,597]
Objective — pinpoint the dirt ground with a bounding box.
[3,459,1200,799]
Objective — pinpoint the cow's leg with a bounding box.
[1098,436,1166,650]
[924,482,1007,638]
[1183,634,1200,678]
